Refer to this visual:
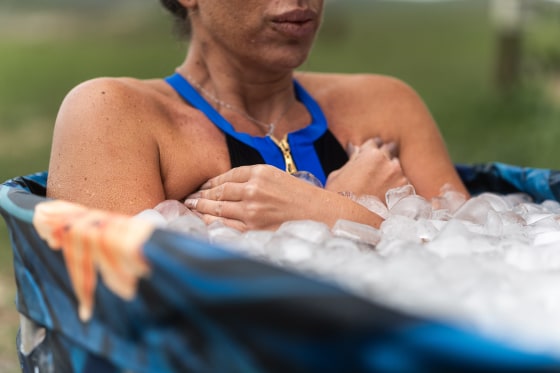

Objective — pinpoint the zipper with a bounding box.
[270,135,298,174]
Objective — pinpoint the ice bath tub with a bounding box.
[1,164,560,373]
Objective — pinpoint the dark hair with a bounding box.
[159,0,191,38]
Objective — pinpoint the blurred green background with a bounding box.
[1,0,559,370]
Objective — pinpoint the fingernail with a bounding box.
[346,142,359,157]
[185,198,199,210]
[200,180,213,189]
[386,142,397,157]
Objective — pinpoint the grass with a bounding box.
[0,4,184,370]
[1,0,560,370]
[310,0,560,169]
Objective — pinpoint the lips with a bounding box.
[272,9,316,23]
[270,9,318,39]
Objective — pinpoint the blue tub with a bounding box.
[1,164,560,373]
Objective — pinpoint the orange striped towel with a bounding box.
[33,200,155,321]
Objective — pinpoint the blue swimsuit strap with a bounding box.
[165,73,330,183]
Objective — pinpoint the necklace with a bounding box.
[184,73,300,174]
[185,74,294,137]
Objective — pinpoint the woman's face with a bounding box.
[190,0,324,71]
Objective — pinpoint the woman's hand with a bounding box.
[325,137,409,200]
[185,165,328,231]
[184,137,405,231]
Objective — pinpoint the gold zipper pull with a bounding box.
[270,135,298,174]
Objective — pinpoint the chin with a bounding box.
[262,49,312,72]
[280,56,309,70]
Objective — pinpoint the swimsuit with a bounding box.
[165,73,348,186]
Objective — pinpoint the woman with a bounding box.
[47,0,468,231]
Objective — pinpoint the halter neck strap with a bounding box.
[165,72,330,184]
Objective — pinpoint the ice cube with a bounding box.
[389,194,431,220]
[506,244,560,271]
[416,219,440,243]
[453,196,493,224]
[380,215,422,243]
[154,199,190,220]
[542,199,560,214]
[292,171,324,188]
[238,230,275,256]
[276,220,331,244]
[207,221,241,244]
[167,214,208,238]
[432,187,467,214]
[332,219,381,246]
[355,195,389,219]
[375,237,422,257]
[323,236,362,253]
[427,220,473,257]
[134,209,168,227]
[478,193,513,212]
[264,235,315,265]
[533,231,560,247]
[483,210,504,237]
[385,184,416,209]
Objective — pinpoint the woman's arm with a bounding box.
[185,74,467,230]
[296,72,468,200]
[47,78,166,214]
[324,137,408,201]
[185,164,384,231]
[358,75,469,199]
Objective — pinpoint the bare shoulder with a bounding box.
[57,77,171,131]
[294,72,421,106]
[295,72,465,199]
[52,76,176,157]
[48,77,173,211]
[294,72,431,141]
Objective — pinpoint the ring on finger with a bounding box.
[185,198,199,210]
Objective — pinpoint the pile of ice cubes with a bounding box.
[136,185,560,357]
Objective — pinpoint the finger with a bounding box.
[359,137,386,153]
[185,198,199,210]
[380,142,398,159]
[389,157,410,186]
[360,137,381,149]
[353,140,390,161]
[201,214,247,232]
[346,142,360,159]
[200,166,254,189]
[187,191,201,199]
[326,169,340,183]
[389,156,403,169]
[182,199,205,218]
[200,182,245,202]
[188,198,246,222]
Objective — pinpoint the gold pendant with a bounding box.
[270,135,298,174]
